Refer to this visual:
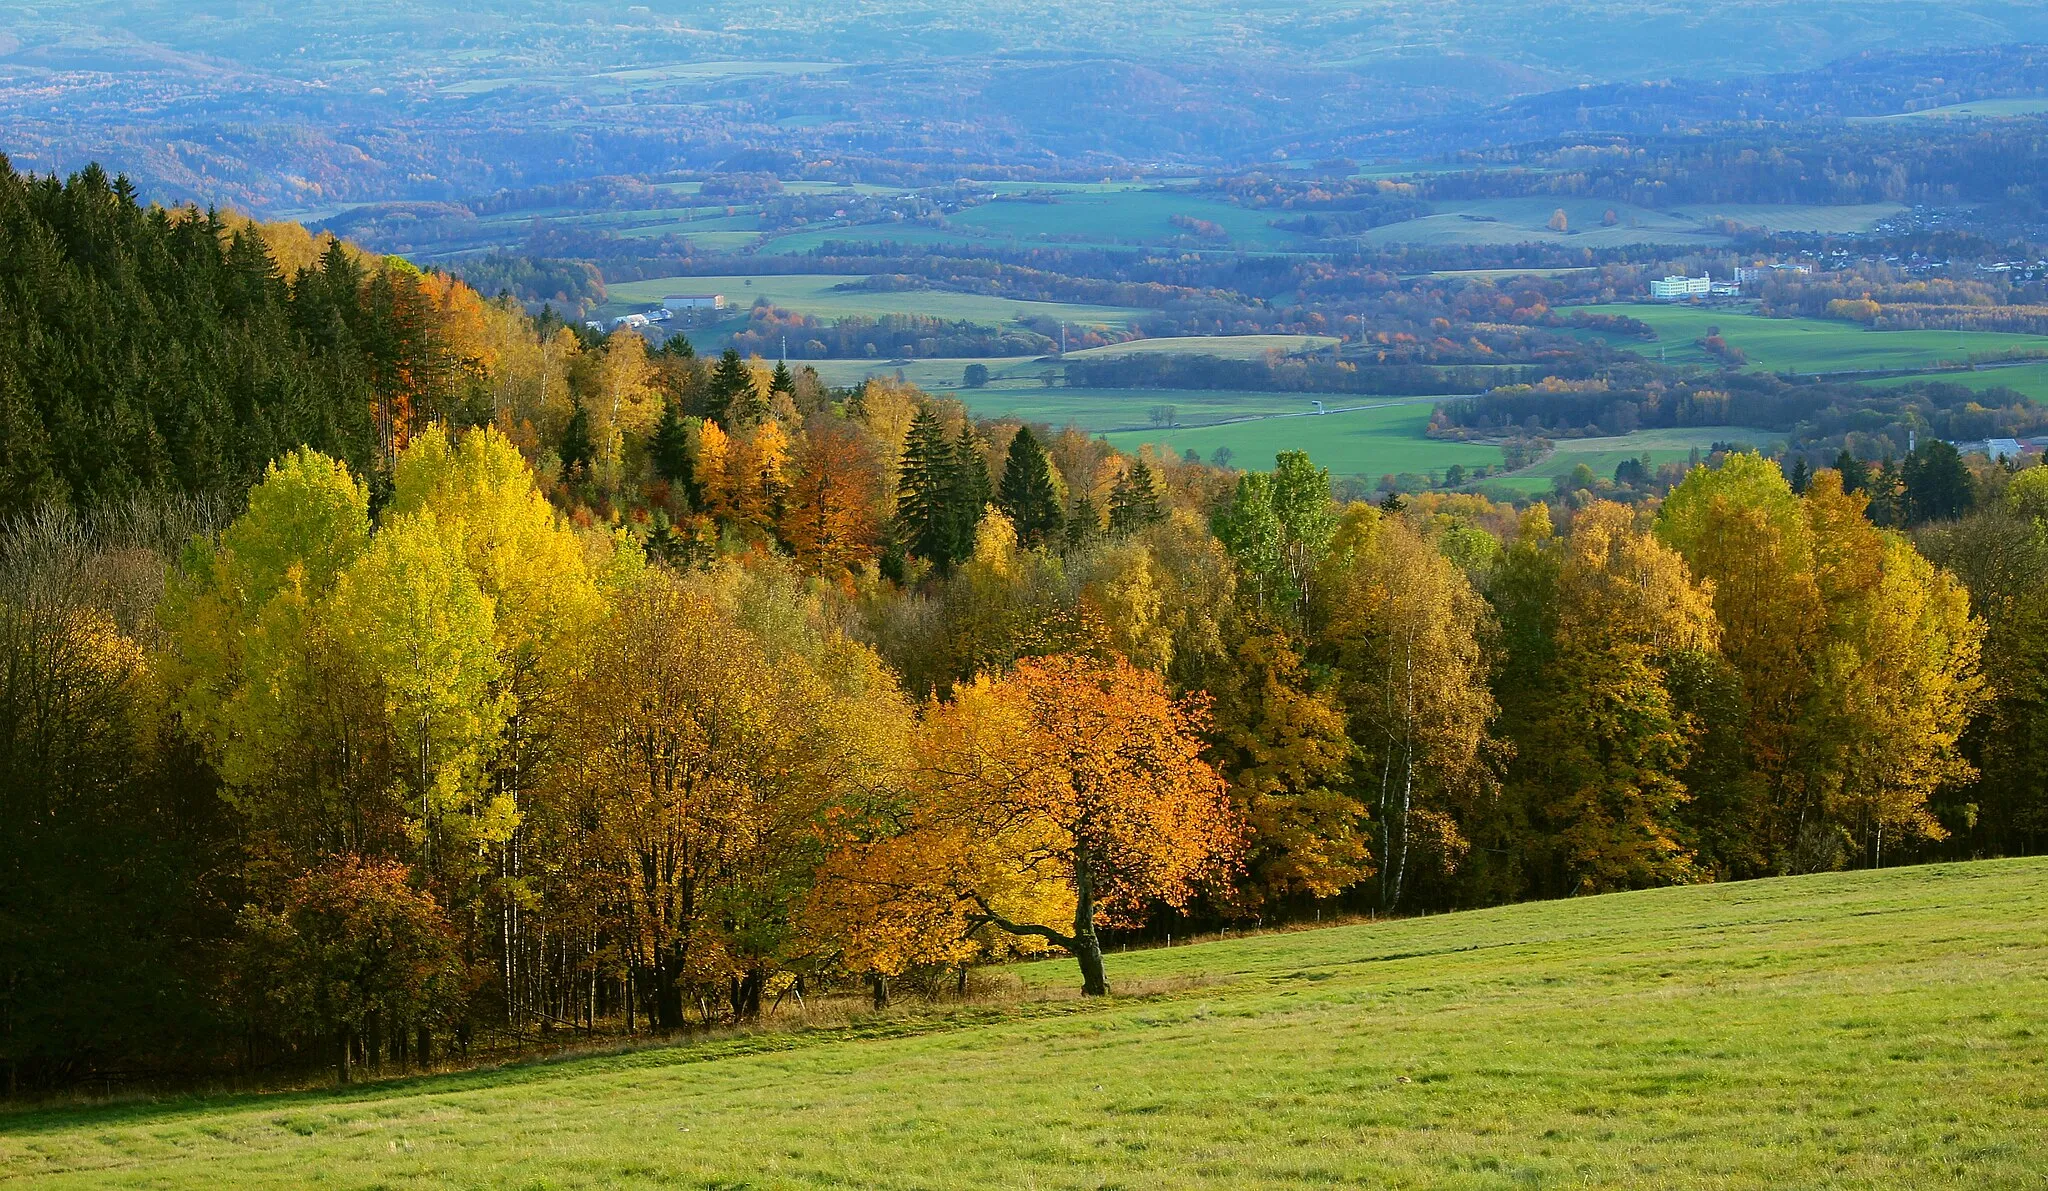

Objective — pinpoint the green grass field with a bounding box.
[1861,362,2048,402]
[1354,200,1903,248]
[960,388,1324,431]
[1486,427,1782,495]
[5,858,2042,1188]
[603,274,1143,329]
[800,338,1337,399]
[1576,304,2048,374]
[762,187,1318,255]
[1061,334,1339,360]
[1105,400,1502,478]
[1851,97,2048,122]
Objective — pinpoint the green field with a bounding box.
[799,337,1338,397]
[603,274,1143,329]
[1851,97,2048,122]
[762,186,1319,255]
[1486,427,1783,495]
[1355,199,1902,248]
[1105,400,1502,478]
[960,388,1326,431]
[1577,304,2048,374]
[1862,361,2048,402]
[6,858,2042,1188]
[1061,333,1339,360]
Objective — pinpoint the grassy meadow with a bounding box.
[1576,304,2048,374]
[1104,400,1503,478]
[4,858,2043,1188]
[1850,97,2048,122]
[604,274,1142,329]
[1486,427,1784,494]
[1349,200,1899,249]
[1861,361,2048,402]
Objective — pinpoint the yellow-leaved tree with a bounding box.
[812,654,1239,997]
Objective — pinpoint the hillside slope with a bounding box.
[4,858,2044,1188]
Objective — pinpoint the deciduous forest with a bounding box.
[2,161,2041,1096]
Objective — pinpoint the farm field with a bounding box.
[1850,97,2048,121]
[4,858,2041,1188]
[1861,361,2048,402]
[1574,304,2048,373]
[1355,199,1904,247]
[763,186,1320,254]
[1060,333,1339,360]
[604,274,1143,329]
[797,337,1338,393]
[1104,400,1502,478]
[960,387,1324,431]
[1485,426,1784,495]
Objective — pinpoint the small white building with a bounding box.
[612,313,650,330]
[662,294,726,312]
[1650,274,1714,300]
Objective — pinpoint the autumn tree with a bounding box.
[842,655,1238,995]
[234,856,464,1083]
[782,414,887,577]
[1496,501,1719,894]
[559,566,909,1025]
[1315,504,1496,909]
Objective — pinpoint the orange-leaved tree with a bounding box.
[818,654,1239,996]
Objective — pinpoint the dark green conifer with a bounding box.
[896,407,958,568]
[1109,458,1164,535]
[997,426,1063,547]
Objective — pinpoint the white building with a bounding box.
[662,294,726,312]
[1734,263,1814,287]
[612,312,650,330]
[1650,274,1714,300]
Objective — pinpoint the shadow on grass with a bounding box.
[0,972,1230,1137]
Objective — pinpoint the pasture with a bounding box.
[761,185,1318,254]
[1850,97,2048,122]
[1574,304,2048,373]
[1060,333,1340,360]
[604,274,1143,329]
[4,858,2042,1188]
[1103,400,1503,478]
[1353,199,1903,247]
[1485,426,1783,495]
[1861,361,2048,402]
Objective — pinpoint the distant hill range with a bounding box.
[2,0,2046,210]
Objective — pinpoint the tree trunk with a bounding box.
[416,1024,431,1070]
[336,1030,352,1085]
[652,952,684,1031]
[869,972,890,1009]
[1073,854,1109,996]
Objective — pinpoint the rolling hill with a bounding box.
[6,857,2042,1188]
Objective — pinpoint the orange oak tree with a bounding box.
[819,654,1239,996]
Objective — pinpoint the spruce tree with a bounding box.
[896,407,957,568]
[650,396,695,505]
[1066,494,1102,551]
[708,349,760,427]
[1836,448,1868,493]
[560,400,595,477]
[1109,458,1163,535]
[997,426,1063,547]
[946,426,992,563]
[771,360,795,396]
